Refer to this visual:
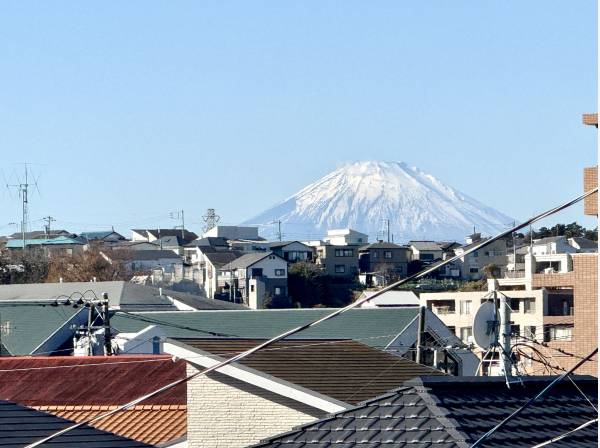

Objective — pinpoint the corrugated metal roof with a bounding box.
[0,356,186,406]
[112,308,420,349]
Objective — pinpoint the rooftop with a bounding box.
[253,375,598,448]
[0,400,151,447]
[112,307,420,349]
[176,338,443,405]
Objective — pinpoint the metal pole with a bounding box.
[416,305,426,364]
[498,291,512,378]
[181,210,185,240]
[102,293,112,356]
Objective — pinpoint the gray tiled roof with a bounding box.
[252,375,598,448]
[0,400,150,447]
[409,241,444,251]
[224,252,278,269]
[570,237,597,249]
[358,242,407,250]
[204,250,244,267]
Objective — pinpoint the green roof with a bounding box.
[5,236,85,248]
[111,308,420,349]
[0,303,83,355]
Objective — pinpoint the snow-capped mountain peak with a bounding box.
[244,161,513,242]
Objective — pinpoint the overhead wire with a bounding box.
[529,418,598,448]
[23,187,599,448]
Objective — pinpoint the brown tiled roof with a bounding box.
[0,356,186,405]
[176,338,445,405]
[35,404,187,446]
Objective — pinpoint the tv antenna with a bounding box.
[5,163,41,252]
[202,208,220,233]
[472,286,513,383]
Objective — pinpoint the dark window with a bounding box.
[334,265,346,273]
[335,249,354,257]
[510,324,520,336]
[251,268,263,277]
[420,253,434,261]
[274,269,285,276]
[469,268,479,273]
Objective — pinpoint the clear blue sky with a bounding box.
[0,2,597,237]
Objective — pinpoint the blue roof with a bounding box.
[80,231,115,239]
[5,236,85,248]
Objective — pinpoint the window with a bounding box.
[251,268,263,277]
[469,268,479,273]
[459,300,472,315]
[372,252,378,259]
[510,324,520,336]
[335,249,354,257]
[523,298,536,314]
[460,327,472,342]
[509,298,520,312]
[384,251,393,259]
[275,287,282,295]
[250,284,255,292]
[545,325,573,342]
[334,265,346,274]
[472,251,479,257]
[447,326,456,335]
[274,269,286,277]
[420,253,434,261]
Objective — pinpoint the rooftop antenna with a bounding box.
[202,208,220,233]
[6,163,40,253]
[270,220,282,241]
[169,210,185,239]
[43,216,56,237]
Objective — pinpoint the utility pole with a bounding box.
[415,305,426,364]
[272,220,282,241]
[170,210,185,239]
[498,290,512,379]
[102,293,112,356]
[43,216,55,237]
[386,219,390,243]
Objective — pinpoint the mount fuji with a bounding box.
[244,161,514,242]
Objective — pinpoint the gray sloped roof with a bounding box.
[358,242,407,250]
[224,251,280,269]
[570,237,597,249]
[252,376,598,448]
[110,249,182,261]
[0,281,177,311]
[408,240,444,251]
[111,307,420,349]
[533,235,565,245]
[0,400,150,447]
[204,250,244,267]
[163,288,247,310]
[0,302,83,355]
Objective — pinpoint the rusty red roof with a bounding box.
[0,355,186,406]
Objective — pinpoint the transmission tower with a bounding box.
[202,208,220,233]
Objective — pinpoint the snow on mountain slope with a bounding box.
[244,161,514,242]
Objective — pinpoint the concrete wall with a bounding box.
[186,364,323,448]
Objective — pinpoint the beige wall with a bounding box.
[186,364,324,448]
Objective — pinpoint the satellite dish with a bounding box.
[472,301,499,349]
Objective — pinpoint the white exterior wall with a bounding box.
[203,226,259,240]
[186,364,322,448]
[324,229,368,246]
[419,289,546,344]
[245,255,288,278]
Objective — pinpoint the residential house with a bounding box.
[252,376,598,448]
[0,356,186,446]
[0,400,152,447]
[8,229,75,240]
[408,240,445,262]
[358,241,411,286]
[80,230,127,243]
[5,235,87,256]
[165,338,444,448]
[110,307,477,375]
[452,232,509,280]
[531,235,596,256]
[357,290,420,307]
[200,250,244,299]
[267,241,313,262]
[322,228,368,246]
[222,252,288,309]
[202,225,260,240]
[131,228,198,244]
[307,241,360,278]
[106,249,183,275]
